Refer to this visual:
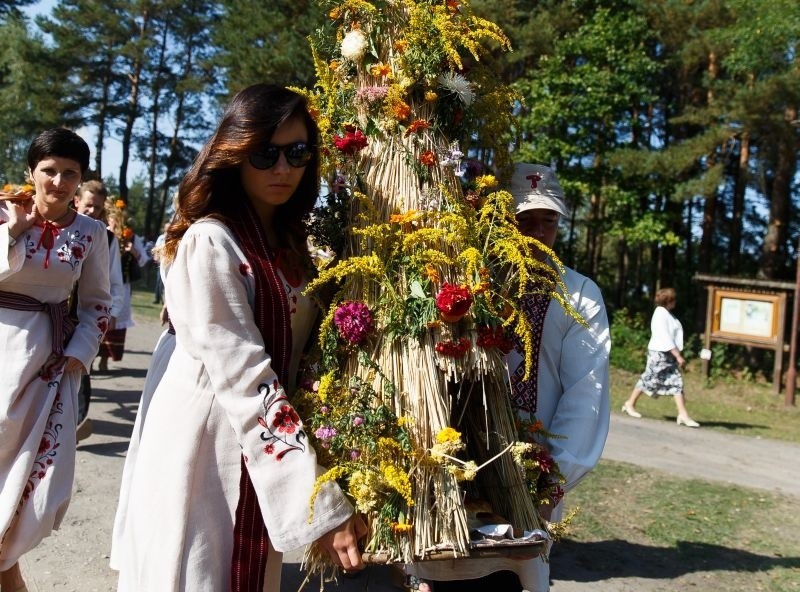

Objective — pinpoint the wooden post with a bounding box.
[785,238,799,406]
[774,293,786,394]
[702,285,715,379]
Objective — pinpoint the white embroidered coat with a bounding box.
[114,220,353,591]
[0,213,111,570]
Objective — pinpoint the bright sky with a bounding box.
[23,0,146,182]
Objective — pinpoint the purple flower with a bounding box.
[319,405,330,415]
[315,426,338,441]
[353,415,364,427]
[350,449,361,460]
[334,301,374,345]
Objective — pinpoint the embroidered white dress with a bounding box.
[408,266,611,592]
[0,213,111,570]
[115,220,353,592]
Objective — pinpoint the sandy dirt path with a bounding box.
[18,318,800,591]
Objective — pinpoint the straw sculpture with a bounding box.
[294,0,578,575]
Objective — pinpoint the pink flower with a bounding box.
[315,426,338,441]
[334,300,374,345]
[353,415,364,427]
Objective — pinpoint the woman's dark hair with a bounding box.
[655,287,676,307]
[163,84,319,263]
[27,128,91,175]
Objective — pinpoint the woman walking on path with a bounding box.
[114,84,365,592]
[0,128,111,592]
[622,287,700,427]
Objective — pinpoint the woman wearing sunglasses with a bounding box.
[114,84,365,591]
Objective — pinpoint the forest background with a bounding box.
[1,0,798,381]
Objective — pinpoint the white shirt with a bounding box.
[647,306,683,352]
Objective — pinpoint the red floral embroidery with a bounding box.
[272,405,300,434]
[23,391,64,502]
[56,229,91,270]
[257,381,306,460]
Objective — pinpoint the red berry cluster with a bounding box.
[435,337,472,357]
[475,325,514,354]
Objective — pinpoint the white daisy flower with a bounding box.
[437,72,475,106]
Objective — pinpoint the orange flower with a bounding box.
[446,0,461,12]
[424,263,440,283]
[419,150,437,167]
[404,119,430,137]
[389,210,420,225]
[115,199,126,209]
[393,39,408,53]
[528,420,544,433]
[424,90,438,102]
[122,227,134,241]
[391,100,411,121]
[370,63,391,77]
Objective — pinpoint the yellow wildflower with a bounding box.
[308,465,348,521]
[475,174,498,191]
[381,462,414,507]
[447,461,478,482]
[436,426,461,444]
[349,470,382,513]
[317,370,336,403]
[391,520,413,533]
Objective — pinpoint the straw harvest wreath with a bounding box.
[292,0,584,575]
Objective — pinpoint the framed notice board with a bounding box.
[712,290,781,344]
[697,276,791,393]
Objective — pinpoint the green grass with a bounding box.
[563,461,800,591]
[610,364,800,444]
[130,282,163,322]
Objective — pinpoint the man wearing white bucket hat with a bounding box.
[409,164,611,591]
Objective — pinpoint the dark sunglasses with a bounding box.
[248,142,313,170]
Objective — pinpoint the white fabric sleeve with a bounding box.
[64,220,112,371]
[546,277,611,493]
[0,222,26,279]
[168,222,352,552]
[647,306,677,352]
[108,236,125,317]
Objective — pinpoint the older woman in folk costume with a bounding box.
[408,164,610,592]
[114,84,365,592]
[0,128,111,592]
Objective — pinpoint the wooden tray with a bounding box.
[362,537,548,564]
